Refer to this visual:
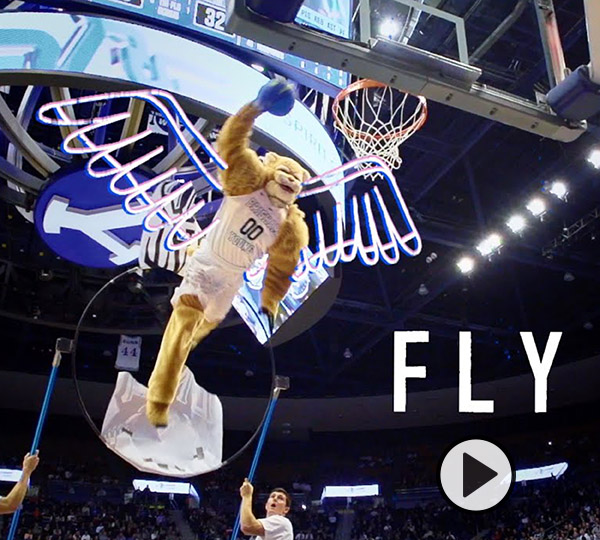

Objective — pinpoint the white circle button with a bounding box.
[438,439,514,512]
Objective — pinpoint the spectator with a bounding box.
[0,452,40,515]
[240,479,293,540]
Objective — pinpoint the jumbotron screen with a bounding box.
[233,252,331,345]
[71,0,352,88]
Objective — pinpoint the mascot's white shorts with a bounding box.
[171,248,244,323]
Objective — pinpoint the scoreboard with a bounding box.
[75,0,352,89]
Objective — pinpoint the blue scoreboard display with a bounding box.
[75,0,352,89]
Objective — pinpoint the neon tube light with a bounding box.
[38,90,422,275]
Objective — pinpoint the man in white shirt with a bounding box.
[240,479,293,540]
[0,452,39,514]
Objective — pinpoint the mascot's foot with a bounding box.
[146,400,170,428]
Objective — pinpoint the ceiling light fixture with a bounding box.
[549,181,568,200]
[456,256,475,274]
[526,197,546,217]
[506,214,526,234]
[379,18,400,39]
[587,148,600,169]
[476,233,503,257]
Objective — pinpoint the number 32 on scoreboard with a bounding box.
[195,1,226,32]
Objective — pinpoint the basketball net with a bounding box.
[332,79,428,177]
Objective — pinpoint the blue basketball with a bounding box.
[255,79,296,116]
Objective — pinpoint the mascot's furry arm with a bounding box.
[216,103,265,196]
[216,94,310,316]
[262,204,309,315]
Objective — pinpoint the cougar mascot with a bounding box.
[146,80,310,427]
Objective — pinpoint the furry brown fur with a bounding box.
[146,102,309,427]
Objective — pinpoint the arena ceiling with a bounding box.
[0,0,598,407]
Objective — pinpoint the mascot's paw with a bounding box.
[146,400,170,428]
[260,307,276,334]
[255,79,295,116]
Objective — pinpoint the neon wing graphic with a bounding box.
[38,89,422,278]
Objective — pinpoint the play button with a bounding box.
[463,453,498,497]
[438,439,514,512]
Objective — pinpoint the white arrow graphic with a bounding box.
[42,195,146,265]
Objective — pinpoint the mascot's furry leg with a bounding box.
[146,294,217,427]
[145,78,308,428]
[190,318,218,350]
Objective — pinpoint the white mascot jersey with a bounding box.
[171,188,287,321]
[201,188,286,270]
[101,368,223,477]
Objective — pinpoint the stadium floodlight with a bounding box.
[379,18,400,39]
[587,148,600,169]
[476,233,503,257]
[456,256,475,274]
[549,181,568,200]
[506,214,527,234]
[526,197,546,217]
[251,63,265,72]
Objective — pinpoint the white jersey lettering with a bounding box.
[200,189,285,270]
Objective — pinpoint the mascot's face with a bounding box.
[262,152,310,208]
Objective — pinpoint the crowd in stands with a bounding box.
[488,478,600,540]
[348,476,600,540]
[1,419,600,540]
[292,507,338,540]
[0,455,123,488]
[183,496,339,540]
[185,505,233,540]
[20,501,180,540]
[0,497,182,540]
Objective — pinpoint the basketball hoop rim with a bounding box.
[332,79,428,142]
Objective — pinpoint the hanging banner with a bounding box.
[115,335,142,372]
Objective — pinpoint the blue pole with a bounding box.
[230,388,281,540]
[6,350,62,540]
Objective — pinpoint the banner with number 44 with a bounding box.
[116,335,142,372]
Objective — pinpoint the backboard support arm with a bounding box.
[226,0,586,142]
[533,0,568,89]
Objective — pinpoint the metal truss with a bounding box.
[0,93,59,177]
[543,206,600,257]
[226,0,586,142]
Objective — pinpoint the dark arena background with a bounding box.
[1,0,600,538]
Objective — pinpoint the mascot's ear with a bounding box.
[263,152,280,167]
[301,169,310,182]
